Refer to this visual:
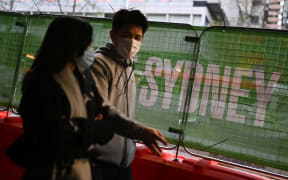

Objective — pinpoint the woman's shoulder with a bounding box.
[22,70,60,95]
[19,69,70,116]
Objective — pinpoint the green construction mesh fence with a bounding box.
[133,24,198,144]
[0,12,287,172]
[12,16,53,107]
[0,13,26,109]
[183,27,288,170]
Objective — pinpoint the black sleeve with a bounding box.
[71,117,113,146]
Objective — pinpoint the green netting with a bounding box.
[134,25,198,144]
[0,13,26,109]
[1,12,288,172]
[183,27,288,170]
[13,16,53,107]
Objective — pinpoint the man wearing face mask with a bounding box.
[88,9,148,180]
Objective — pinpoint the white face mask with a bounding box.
[115,37,141,60]
[77,47,95,73]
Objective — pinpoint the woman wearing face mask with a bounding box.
[76,45,95,73]
[7,16,167,180]
[88,9,157,180]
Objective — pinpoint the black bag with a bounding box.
[6,134,43,168]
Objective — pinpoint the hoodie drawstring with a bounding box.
[121,68,134,95]
[117,62,134,95]
[115,67,125,89]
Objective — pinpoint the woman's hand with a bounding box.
[140,127,168,156]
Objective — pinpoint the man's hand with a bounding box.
[141,127,168,156]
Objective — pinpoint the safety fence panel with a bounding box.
[12,15,53,107]
[132,23,199,143]
[0,13,26,109]
[183,27,288,170]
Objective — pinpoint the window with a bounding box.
[205,17,210,26]
[252,0,262,6]
[193,1,206,7]
[147,14,167,22]
[192,14,202,26]
[250,16,259,24]
[104,13,113,19]
[268,15,278,18]
[169,14,190,24]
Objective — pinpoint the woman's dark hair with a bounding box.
[112,9,148,34]
[31,16,93,74]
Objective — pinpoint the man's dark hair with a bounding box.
[31,16,93,74]
[112,9,148,34]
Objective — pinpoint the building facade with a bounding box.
[282,0,288,29]
[0,0,241,27]
[264,0,285,29]
[237,0,266,28]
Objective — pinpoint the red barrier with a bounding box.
[131,146,273,180]
[0,111,277,180]
[0,111,11,117]
[0,115,24,180]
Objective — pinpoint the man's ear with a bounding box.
[110,30,116,44]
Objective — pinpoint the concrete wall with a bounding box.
[221,0,240,26]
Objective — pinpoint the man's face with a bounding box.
[111,24,143,46]
[111,24,144,60]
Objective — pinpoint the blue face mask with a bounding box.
[77,47,95,73]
